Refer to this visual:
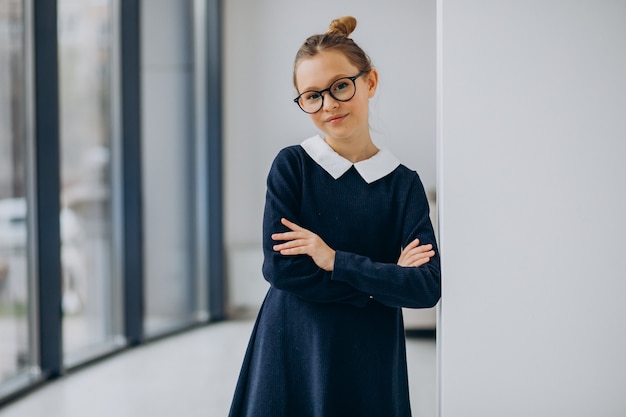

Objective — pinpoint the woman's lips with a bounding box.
[326,114,348,124]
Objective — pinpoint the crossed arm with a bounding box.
[262,149,440,308]
[272,217,435,271]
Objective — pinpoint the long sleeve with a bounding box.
[261,148,370,307]
[261,146,441,309]
[331,176,441,308]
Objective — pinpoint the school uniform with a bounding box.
[229,135,441,417]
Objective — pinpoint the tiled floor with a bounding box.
[1,320,436,417]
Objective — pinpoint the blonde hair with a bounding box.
[293,16,373,88]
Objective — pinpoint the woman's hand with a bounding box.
[397,238,435,268]
[272,218,336,271]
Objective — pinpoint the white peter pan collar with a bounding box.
[301,135,400,184]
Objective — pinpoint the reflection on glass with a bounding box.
[58,0,121,363]
[0,0,33,392]
[142,1,197,335]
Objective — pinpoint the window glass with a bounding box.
[141,0,198,335]
[0,0,35,394]
[58,0,122,364]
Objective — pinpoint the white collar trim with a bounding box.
[301,135,400,184]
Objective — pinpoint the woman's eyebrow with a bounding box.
[300,74,351,91]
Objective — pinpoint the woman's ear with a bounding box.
[366,69,379,98]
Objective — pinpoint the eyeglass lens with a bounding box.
[297,77,357,113]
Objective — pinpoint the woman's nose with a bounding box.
[321,92,339,110]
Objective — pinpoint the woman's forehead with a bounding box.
[295,51,359,91]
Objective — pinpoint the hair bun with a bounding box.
[326,16,357,37]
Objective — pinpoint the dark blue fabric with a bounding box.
[229,145,440,417]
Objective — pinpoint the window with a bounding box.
[0,0,220,405]
[0,0,38,396]
[141,0,200,336]
[58,0,123,365]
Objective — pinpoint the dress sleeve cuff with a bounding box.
[331,250,373,304]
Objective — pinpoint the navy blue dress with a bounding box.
[229,136,440,417]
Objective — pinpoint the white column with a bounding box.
[437,1,626,416]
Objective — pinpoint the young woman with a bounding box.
[229,16,441,417]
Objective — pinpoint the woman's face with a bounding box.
[295,50,377,143]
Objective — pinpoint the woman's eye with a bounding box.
[334,82,349,91]
[305,92,321,101]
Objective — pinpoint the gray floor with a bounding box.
[1,320,436,417]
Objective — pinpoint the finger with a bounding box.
[413,245,435,256]
[281,218,305,232]
[273,239,308,251]
[404,244,433,257]
[406,250,435,265]
[409,257,431,268]
[407,249,435,261]
[408,251,434,265]
[403,238,420,252]
[278,245,309,256]
[271,231,306,241]
[418,243,433,252]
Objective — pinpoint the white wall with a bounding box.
[224,0,436,312]
[438,1,626,416]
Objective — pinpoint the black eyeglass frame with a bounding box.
[293,70,368,114]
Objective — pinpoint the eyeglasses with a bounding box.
[293,71,368,114]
